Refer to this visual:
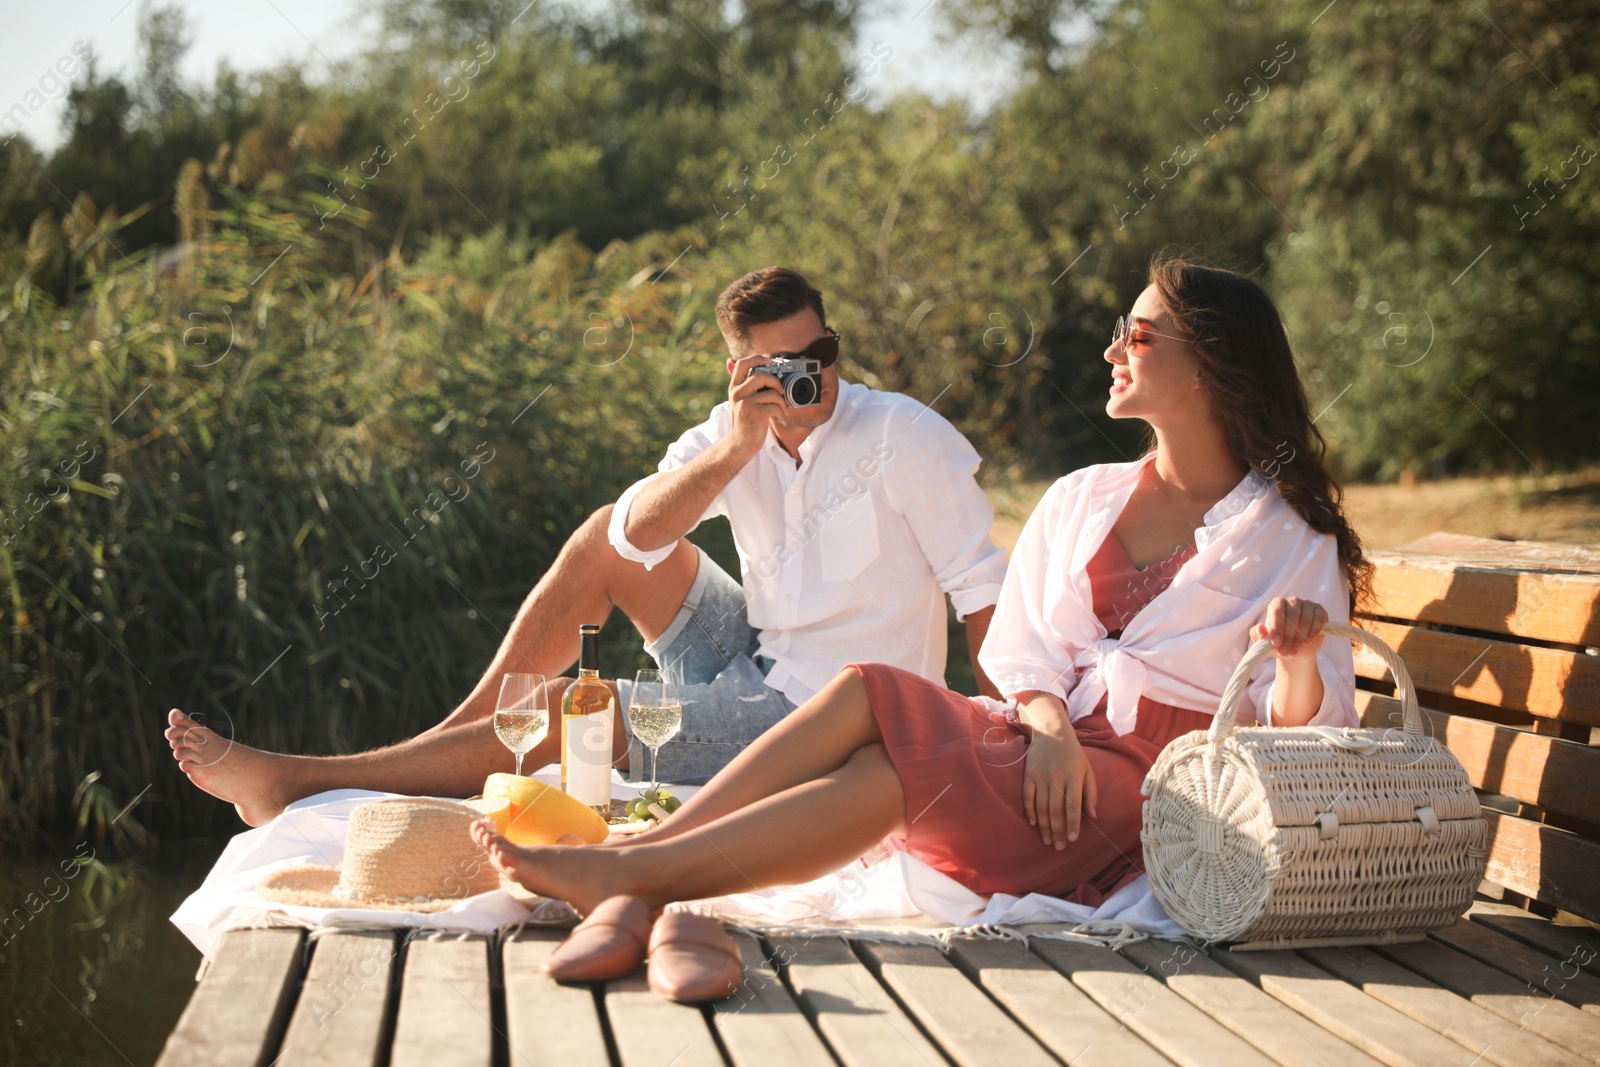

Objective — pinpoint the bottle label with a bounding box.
[564,708,613,807]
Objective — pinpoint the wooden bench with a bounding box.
[1352,533,1600,925]
[157,532,1600,1067]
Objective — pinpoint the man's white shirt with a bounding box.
[609,380,1007,705]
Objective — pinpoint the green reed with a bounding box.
[0,186,726,850]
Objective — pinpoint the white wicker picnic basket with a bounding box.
[1140,621,1490,950]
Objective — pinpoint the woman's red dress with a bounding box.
[852,531,1215,904]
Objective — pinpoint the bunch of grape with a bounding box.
[626,788,682,823]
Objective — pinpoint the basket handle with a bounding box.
[1209,620,1420,743]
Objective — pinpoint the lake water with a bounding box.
[2,846,221,1066]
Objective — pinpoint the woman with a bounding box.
[472,257,1370,926]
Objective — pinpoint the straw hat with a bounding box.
[258,797,513,912]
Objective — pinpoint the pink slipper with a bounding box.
[542,896,652,981]
[646,911,744,1003]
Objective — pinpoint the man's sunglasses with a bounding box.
[767,327,841,368]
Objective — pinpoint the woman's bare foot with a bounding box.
[471,822,644,915]
[165,709,301,827]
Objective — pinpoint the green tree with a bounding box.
[1258,0,1600,477]
[949,0,1293,465]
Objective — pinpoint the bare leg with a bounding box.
[167,707,632,826]
[168,506,699,825]
[625,667,882,847]
[472,743,907,914]
[427,504,698,732]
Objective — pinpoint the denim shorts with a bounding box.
[616,547,798,784]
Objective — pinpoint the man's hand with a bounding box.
[725,353,787,458]
[623,358,784,554]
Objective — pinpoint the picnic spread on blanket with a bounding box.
[170,778,1186,957]
[173,623,1488,959]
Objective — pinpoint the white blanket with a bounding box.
[171,777,1182,957]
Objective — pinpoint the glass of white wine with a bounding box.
[494,673,549,777]
[629,669,682,791]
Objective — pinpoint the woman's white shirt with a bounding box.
[978,455,1357,735]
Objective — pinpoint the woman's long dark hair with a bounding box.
[1146,255,1373,611]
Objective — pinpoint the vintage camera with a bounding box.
[752,356,823,407]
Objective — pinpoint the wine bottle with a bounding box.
[560,624,615,813]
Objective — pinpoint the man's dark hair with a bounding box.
[715,267,826,354]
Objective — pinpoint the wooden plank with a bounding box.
[276,931,396,1067]
[1028,938,1276,1067]
[1482,810,1600,924]
[710,932,835,1067]
[389,936,493,1067]
[1389,535,1600,573]
[1119,938,1383,1067]
[605,971,724,1067]
[1431,918,1600,1013]
[501,928,611,1067]
[774,934,947,1067]
[858,941,1058,1067]
[1377,939,1600,1064]
[1467,901,1600,979]
[1305,945,1586,1067]
[1357,693,1600,818]
[1364,550,1600,646]
[1208,946,1483,1067]
[947,935,1174,1067]
[156,928,304,1067]
[1532,719,1594,742]
[1352,621,1600,725]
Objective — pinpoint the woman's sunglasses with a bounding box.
[768,327,841,368]
[1111,315,1186,348]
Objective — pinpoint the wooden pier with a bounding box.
[156,534,1600,1066]
[155,902,1600,1066]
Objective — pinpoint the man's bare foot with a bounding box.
[471,822,643,915]
[165,709,300,827]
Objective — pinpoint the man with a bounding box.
[168,267,1007,826]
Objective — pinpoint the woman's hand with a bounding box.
[1022,732,1098,849]
[1016,692,1098,849]
[1253,598,1331,726]
[1252,597,1328,663]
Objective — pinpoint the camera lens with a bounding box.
[788,376,820,407]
